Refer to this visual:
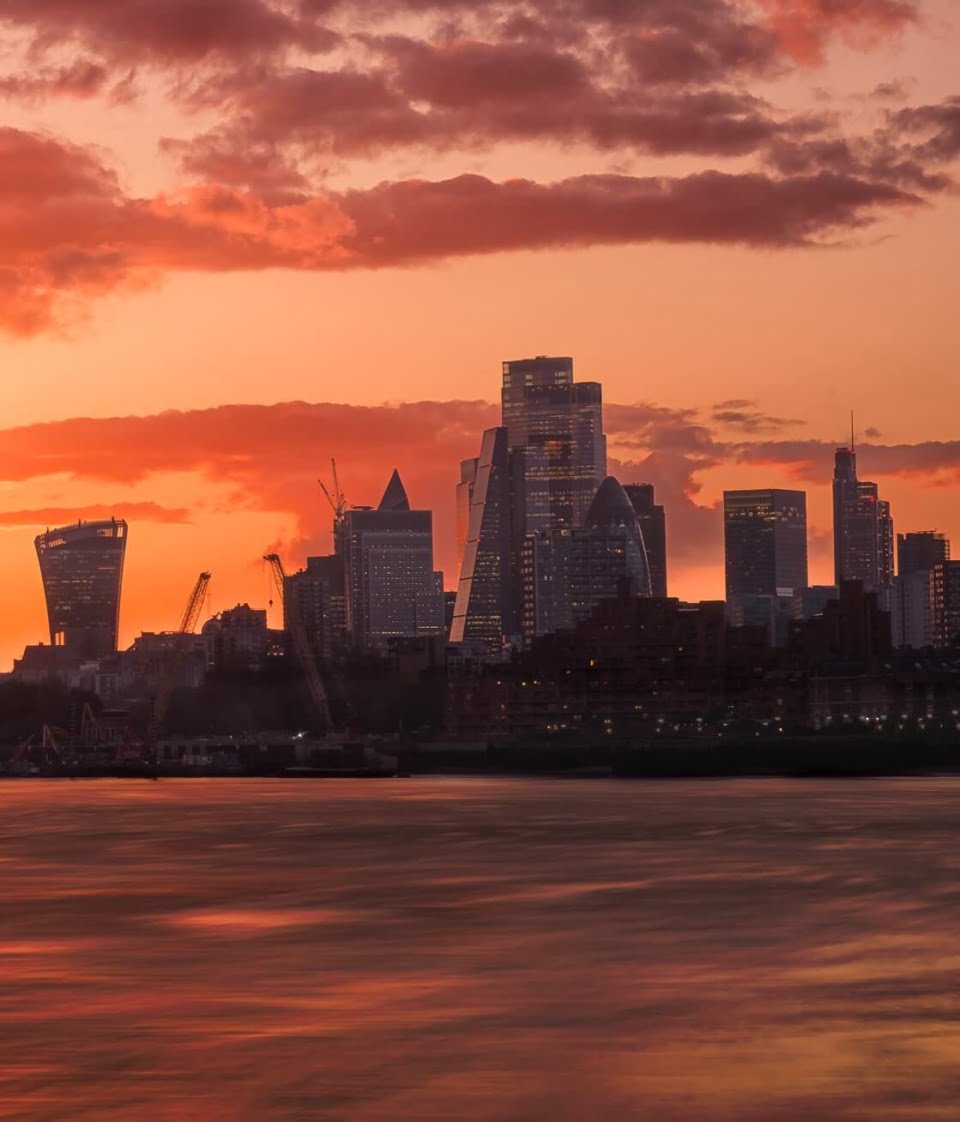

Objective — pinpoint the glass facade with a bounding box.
[501,356,606,532]
[723,489,808,600]
[343,473,444,649]
[833,447,894,592]
[521,477,651,644]
[35,519,128,660]
[450,427,511,649]
[624,483,668,597]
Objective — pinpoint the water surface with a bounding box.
[2,777,959,1120]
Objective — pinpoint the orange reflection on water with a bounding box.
[2,778,960,1120]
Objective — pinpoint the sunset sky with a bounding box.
[0,0,958,667]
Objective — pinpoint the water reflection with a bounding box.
[1,778,959,1120]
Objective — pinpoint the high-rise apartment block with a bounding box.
[35,519,128,660]
[932,561,960,649]
[284,555,347,661]
[343,471,445,649]
[833,443,893,593]
[624,483,667,597]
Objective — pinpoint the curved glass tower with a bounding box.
[35,519,128,660]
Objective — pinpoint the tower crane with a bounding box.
[319,458,348,552]
[147,571,211,749]
[263,553,334,732]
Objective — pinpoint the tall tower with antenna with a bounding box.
[832,412,893,593]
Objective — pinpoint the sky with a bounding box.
[0,0,958,667]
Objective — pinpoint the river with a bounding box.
[1,777,959,1120]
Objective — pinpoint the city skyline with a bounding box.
[1,378,959,669]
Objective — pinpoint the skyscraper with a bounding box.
[521,477,651,644]
[891,532,951,650]
[35,519,128,660]
[723,490,808,600]
[833,440,894,593]
[624,483,667,597]
[343,471,444,649]
[450,427,511,649]
[501,356,606,531]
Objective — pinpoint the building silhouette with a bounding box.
[833,441,893,593]
[521,477,652,644]
[283,555,346,661]
[450,427,511,649]
[501,356,606,532]
[724,490,808,599]
[35,519,128,660]
[898,531,950,577]
[891,533,950,650]
[343,471,444,649]
[932,562,960,649]
[624,483,667,597]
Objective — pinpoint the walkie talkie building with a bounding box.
[35,519,128,660]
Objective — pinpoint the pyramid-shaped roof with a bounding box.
[378,469,411,512]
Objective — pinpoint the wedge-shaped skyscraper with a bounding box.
[35,518,128,660]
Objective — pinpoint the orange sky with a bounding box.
[0,0,958,668]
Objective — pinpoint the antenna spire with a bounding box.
[850,410,855,453]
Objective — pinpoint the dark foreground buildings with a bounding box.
[34,519,128,660]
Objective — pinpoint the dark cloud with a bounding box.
[0,60,108,103]
[0,126,923,336]
[711,401,806,433]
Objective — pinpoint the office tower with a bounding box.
[932,561,960,648]
[832,439,893,593]
[501,356,606,531]
[891,533,950,650]
[450,427,511,649]
[624,483,667,596]
[898,531,950,577]
[723,490,808,600]
[343,470,444,649]
[455,457,478,581]
[521,477,651,644]
[35,519,128,660]
[284,555,346,661]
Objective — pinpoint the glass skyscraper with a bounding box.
[343,471,444,649]
[501,356,606,531]
[624,483,667,597]
[833,444,894,592]
[723,490,808,599]
[35,518,128,660]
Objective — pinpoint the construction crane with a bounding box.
[263,553,334,732]
[148,571,212,749]
[319,457,347,552]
